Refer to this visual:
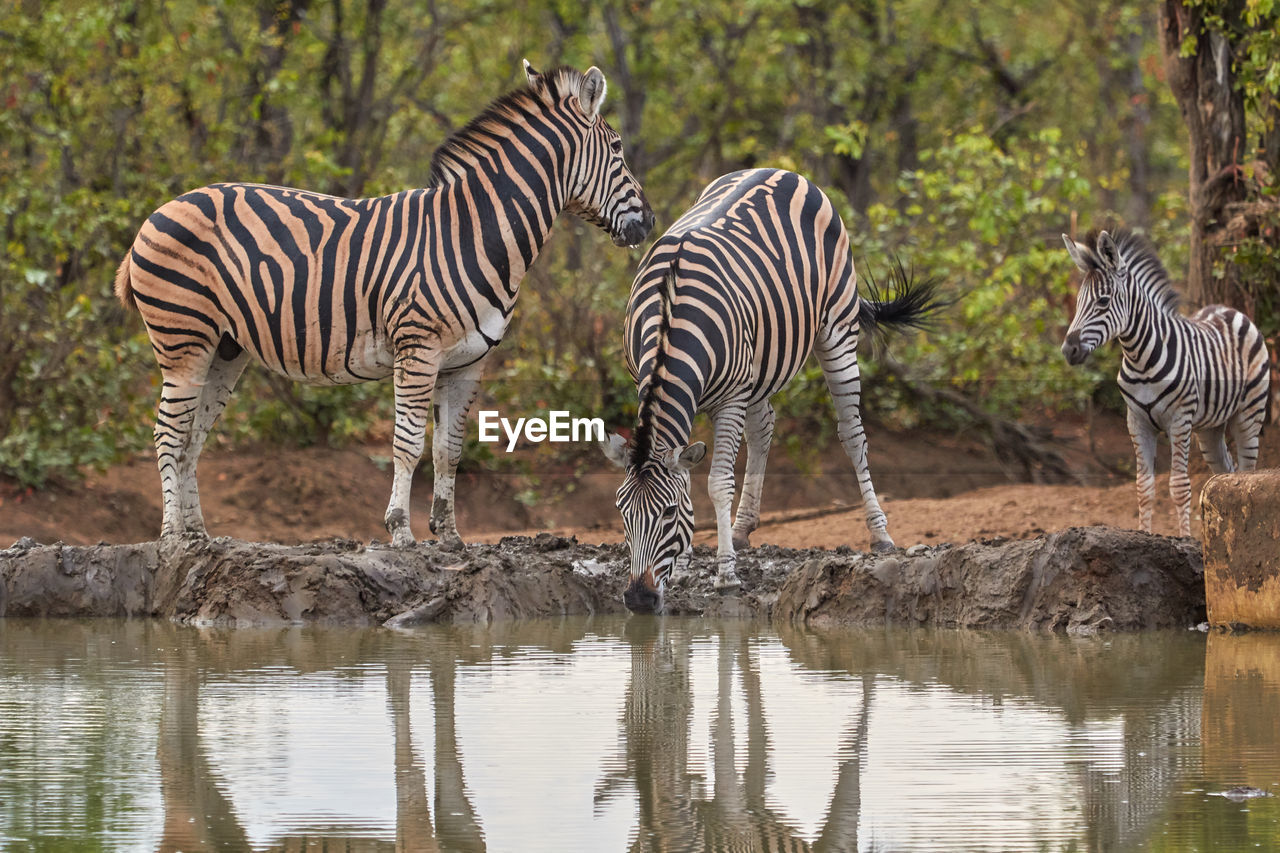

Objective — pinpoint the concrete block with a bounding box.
[1201,470,1280,629]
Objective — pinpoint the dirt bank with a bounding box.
[6,411,1267,551]
[0,527,1204,632]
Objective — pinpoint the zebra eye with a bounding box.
[1096,295,1111,308]
[610,139,623,154]
[662,505,678,520]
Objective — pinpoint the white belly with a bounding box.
[442,303,510,370]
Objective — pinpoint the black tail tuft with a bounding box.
[856,256,947,350]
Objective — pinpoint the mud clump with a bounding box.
[0,527,1204,631]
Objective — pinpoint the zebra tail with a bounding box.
[114,252,137,311]
[856,256,945,345]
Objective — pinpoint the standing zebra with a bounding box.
[602,168,939,613]
[117,61,653,547]
[1061,228,1269,536]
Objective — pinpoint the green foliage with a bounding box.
[0,0,1210,487]
[870,129,1108,415]
[772,128,1120,445]
[0,5,167,485]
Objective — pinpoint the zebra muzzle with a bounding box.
[623,567,664,614]
[612,208,655,248]
[1061,332,1089,366]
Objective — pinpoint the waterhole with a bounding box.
[1,618,1277,850]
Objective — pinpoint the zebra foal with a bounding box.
[602,168,940,613]
[117,61,653,546]
[1061,229,1269,536]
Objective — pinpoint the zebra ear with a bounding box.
[601,432,630,468]
[1096,230,1120,270]
[522,58,541,88]
[1062,234,1092,273]
[578,66,608,120]
[675,442,706,470]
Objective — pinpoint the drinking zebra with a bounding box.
[117,61,653,547]
[1061,229,1269,536]
[602,168,940,613]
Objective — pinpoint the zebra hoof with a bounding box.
[714,572,742,592]
[870,540,897,554]
[437,534,465,552]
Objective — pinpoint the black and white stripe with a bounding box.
[117,61,653,545]
[1062,228,1269,535]
[603,168,939,613]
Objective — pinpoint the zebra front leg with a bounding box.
[708,403,747,590]
[1126,408,1158,534]
[1168,419,1194,537]
[429,363,485,551]
[815,329,894,552]
[385,334,443,548]
[731,400,775,550]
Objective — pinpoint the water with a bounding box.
[1,619,1278,852]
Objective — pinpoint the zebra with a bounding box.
[1061,228,1269,536]
[116,61,654,547]
[601,168,940,614]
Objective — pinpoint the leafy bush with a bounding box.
[772,128,1121,442]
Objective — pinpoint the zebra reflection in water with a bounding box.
[155,635,484,853]
[596,620,871,852]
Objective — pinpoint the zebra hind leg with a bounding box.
[429,363,485,551]
[708,403,748,590]
[154,361,214,539]
[1195,426,1235,474]
[815,326,894,553]
[385,328,444,548]
[731,400,776,550]
[175,342,250,537]
[1229,398,1267,472]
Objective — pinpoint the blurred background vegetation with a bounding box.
[1,0,1277,487]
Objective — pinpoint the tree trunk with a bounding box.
[1121,21,1154,230]
[1158,0,1249,305]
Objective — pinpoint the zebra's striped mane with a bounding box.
[631,262,679,469]
[1081,227,1181,313]
[429,66,588,188]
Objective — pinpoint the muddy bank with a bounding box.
[0,527,1204,631]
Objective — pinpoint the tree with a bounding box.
[1159,0,1280,314]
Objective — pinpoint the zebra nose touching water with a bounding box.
[603,168,942,614]
[117,61,653,547]
[1060,228,1269,536]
